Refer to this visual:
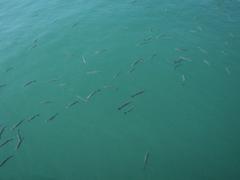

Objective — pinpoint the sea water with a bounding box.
[0,0,240,179]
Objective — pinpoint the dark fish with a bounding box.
[48,78,60,83]
[173,58,185,65]
[12,119,25,130]
[16,129,23,150]
[118,101,132,111]
[150,54,157,60]
[31,44,38,49]
[72,22,79,28]
[112,71,121,81]
[6,67,14,72]
[174,63,182,70]
[0,138,14,148]
[124,106,135,115]
[131,58,144,67]
[131,90,145,98]
[0,84,7,88]
[40,100,53,104]
[28,114,40,122]
[86,89,101,100]
[0,126,7,139]
[24,80,37,87]
[0,155,14,168]
[128,67,135,73]
[144,36,153,41]
[143,151,149,170]
[66,100,79,108]
[47,113,59,122]
[173,56,190,69]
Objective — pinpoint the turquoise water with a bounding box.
[1,0,240,179]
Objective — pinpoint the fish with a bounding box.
[47,78,60,83]
[155,33,167,39]
[150,54,157,60]
[0,155,14,168]
[6,67,14,72]
[174,56,191,69]
[198,47,208,54]
[118,101,132,111]
[144,36,153,42]
[174,63,182,70]
[30,44,37,49]
[0,126,7,139]
[197,26,203,31]
[203,59,210,66]
[175,56,191,64]
[95,49,107,55]
[28,114,40,122]
[130,0,137,4]
[225,67,231,75]
[12,119,25,130]
[124,106,135,115]
[0,84,7,88]
[24,80,37,87]
[16,129,23,150]
[76,95,88,103]
[181,74,186,85]
[131,90,145,98]
[128,67,135,73]
[66,100,79,108]
[72,22,79,28]
[143,151,149,170]
[0,138,14,148]
[175,48,188,52]
[112,71,121,81]
[131,58,144,67]
[103,85,114,89]
[86,89,101,100]
[46,113,59,122]
[173,58,185,65]
[82,55,87,64]
[86,70,101,75]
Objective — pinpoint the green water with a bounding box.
[1,0,240,179]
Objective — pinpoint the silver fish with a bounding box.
[225,67,231,75]
[86,89,101,100]
[86,70,101,75]
[82,55,87,64]
[143,151,149,170]
[76,95,88,103]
